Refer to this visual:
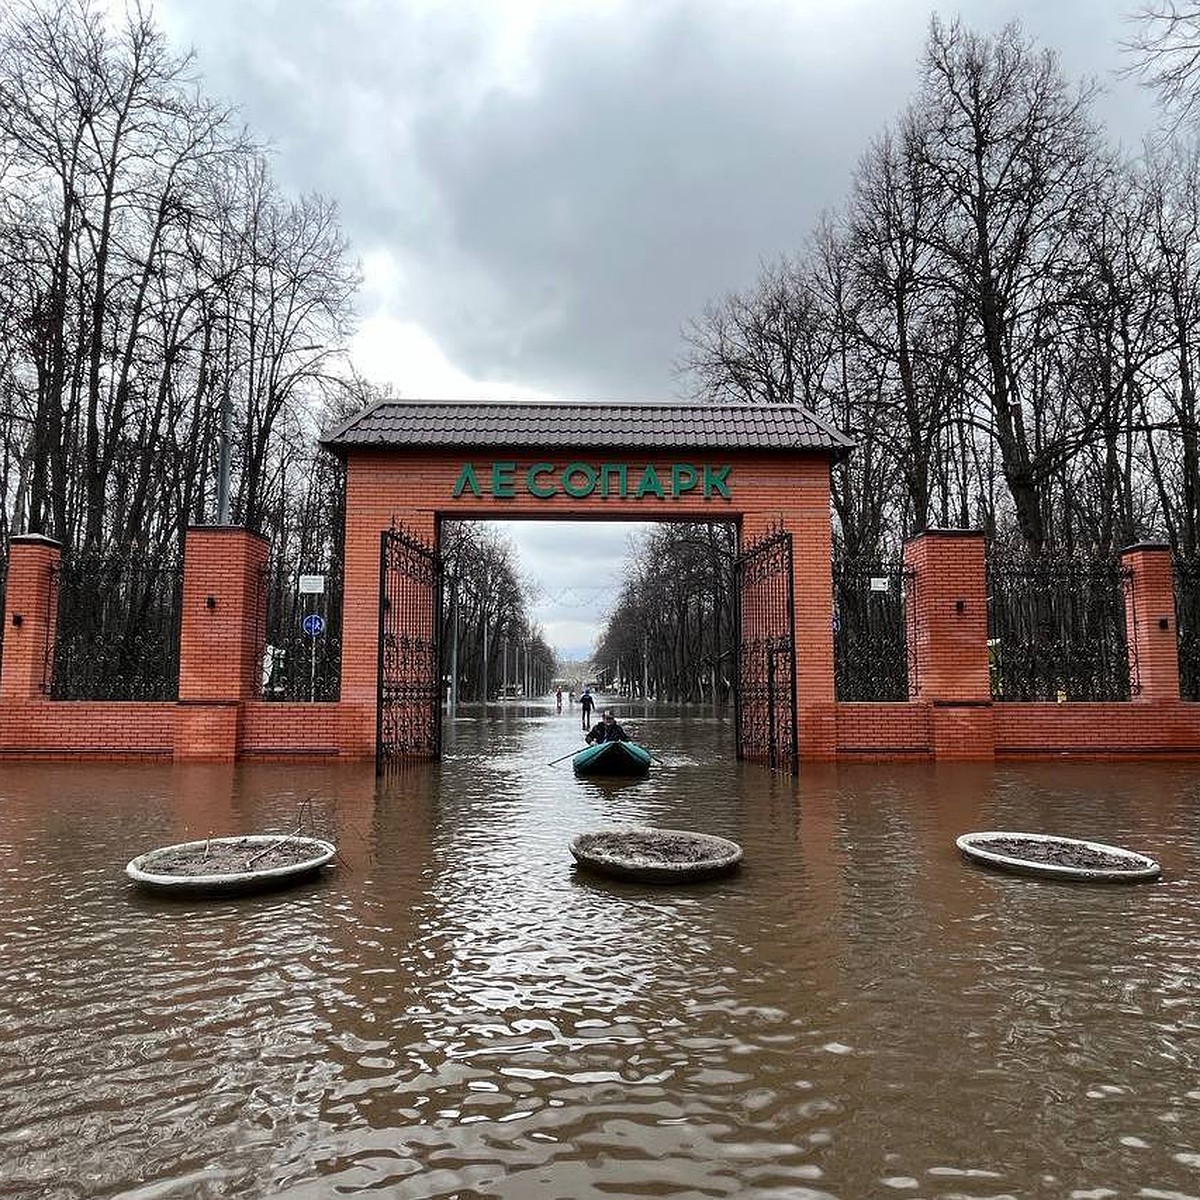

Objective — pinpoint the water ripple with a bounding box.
[0,726,1198,1197]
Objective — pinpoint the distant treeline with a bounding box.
[593,523,738,704]
[441,521,557,702]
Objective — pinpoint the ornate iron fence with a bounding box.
[260,558,343,702]
[51,555,183,699]
[833,559,914,701]
[987,552,1134,701]
[1174,557,1200,701]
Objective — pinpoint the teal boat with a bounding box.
[572,740,652,777]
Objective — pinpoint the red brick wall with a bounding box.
[831,537,1200,760]
[342,449,838,759]
[0,535,61,701]
[836,702,931,757]
[178,527,269,702]
[239,701,372,759]
[4,469,1200,764]
[0,701,175,759]
[993,701,1200,757]
[904,531,991,703]
[1122,543,1180,702]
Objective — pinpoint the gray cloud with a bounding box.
[156,0,1162,656]
[160,0,1156,400]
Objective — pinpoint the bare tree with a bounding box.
[1140,138,1200,552]
[225,163,357,530]
[918,17,1103,551]
[679,255,825,407]
[848,113,962,536]
[0,0,358,567]
[1123,3,1200,126]
[594,523,738,703]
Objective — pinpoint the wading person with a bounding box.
[585,709,629,745]
[580,688,595,730]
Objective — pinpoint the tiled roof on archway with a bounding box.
[321,400,854,459]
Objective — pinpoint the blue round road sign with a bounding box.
[301,613,326,636]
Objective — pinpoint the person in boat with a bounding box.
[580,688,595,730]
[585,709,629,744]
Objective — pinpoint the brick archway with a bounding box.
[322,401,853,764]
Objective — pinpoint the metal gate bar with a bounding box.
[377,525,443,773]
[735,525,798,774]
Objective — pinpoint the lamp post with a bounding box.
[216,377,232,525]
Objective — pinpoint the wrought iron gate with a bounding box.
[735,525,798,774]
[1174,557,1200,701]
[377,525,443,772]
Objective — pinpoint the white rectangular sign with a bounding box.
[870,576,890,592]
[298,574,326,595]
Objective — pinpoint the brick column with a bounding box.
[339,464,437,757]
[1120,542,1180,703]
[903,529,994,758]
[174,526,269,761]
[0,534,61,701]
[741,458,837,764]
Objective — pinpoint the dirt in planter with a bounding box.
[980,837,1144,871]
[581,832,735,865]
[141,838,325,877]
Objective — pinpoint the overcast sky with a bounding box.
[155,0,1162,660]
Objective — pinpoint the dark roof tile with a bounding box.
[321,400,854,459]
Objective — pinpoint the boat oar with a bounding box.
[548,747,588,766]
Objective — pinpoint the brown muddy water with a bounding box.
[2,701,1199,1199]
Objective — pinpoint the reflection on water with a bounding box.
[2,700,1199,1198]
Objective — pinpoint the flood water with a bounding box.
[2,701,1200,1199]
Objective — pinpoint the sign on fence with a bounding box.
[299,574,326,594]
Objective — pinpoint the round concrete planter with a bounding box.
[571,826,743,883]
[957,831,1160,883]
[126,835,337,896]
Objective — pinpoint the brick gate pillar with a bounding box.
[789,504,837,761]
[0,534,62,701]
[903,529,994,759]
[339,458,438,757]
[743,457,837,762]
[1120,543,1180,703]
[174,526,269,762]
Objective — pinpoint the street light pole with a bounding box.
[216,376,232,525]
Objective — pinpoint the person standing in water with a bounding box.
[580,687,595,730]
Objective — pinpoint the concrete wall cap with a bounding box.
[903,527,984,545]
[9,533,63,548]
[185,525,270,545]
